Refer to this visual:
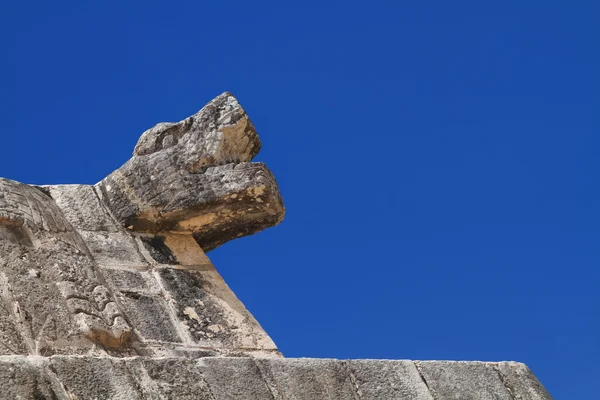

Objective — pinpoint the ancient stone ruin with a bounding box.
[0,93,552,399]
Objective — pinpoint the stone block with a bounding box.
[103,267,160,295]
[256,358,359,400]
[196,357,275,400]
[80,230,148,267]
[156,267,276,350]
[50,356,141,400]
[0,242,129,355]
[0,358,62,400]
[118,292,182,343]
[127,358,214,399]
[0,298,27,355]
[348,360,433,400]
[416,361,513,400]
[495,362,553,400]
[49,184,119,232]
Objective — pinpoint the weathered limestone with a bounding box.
[97,92,284,251]
[0,356,552,400]
[348,360,433,400]
[47,181,279,358]
[1,175,276,358]
[0,92,553,398]
[0,179,131,356]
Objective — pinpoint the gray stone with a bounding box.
[0,179,131,356]
[48,184,119,232]
[197,357,274,400]
[0,178,73,235]
[256,358,359,399]
[416,361,514,400]
[0,356,557,400]
[0,357,63,400]
[495,362,553,400]
[103,268,160,294]
[126,358,214,399]
[348,360,433,400]
[156,267,277,351]
[50,356,141,400]
[133,93,259,163]
[118,292,182,343]
[96,92,285,252]
[80,230,148,267]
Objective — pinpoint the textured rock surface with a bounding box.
[0,92,553,398]
[0,356,552,400]
[0,176,277,358]
[97,92,284,251]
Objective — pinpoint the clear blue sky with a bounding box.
[2,1,598,398]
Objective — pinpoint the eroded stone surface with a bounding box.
[127,358,214,399]
[495,362,554,400]
[196,357,274,399]
[96,92,285,251]
[0,356,554,400]
[256,358,359,399]
[0,179,132,356]
[0,357,63,399]
[348,360,433,400]
[49,184,119,232]
[416,361,514,400]
[156,267,276,351]
[51,356,142,400]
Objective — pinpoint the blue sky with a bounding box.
[2,1,599,398]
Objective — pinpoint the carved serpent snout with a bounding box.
[96,92,285,251]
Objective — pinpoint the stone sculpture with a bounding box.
[0,93,552,399]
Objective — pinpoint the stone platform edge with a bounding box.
[0,355,552,399]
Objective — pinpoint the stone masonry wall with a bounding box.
[0,92,553,399]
